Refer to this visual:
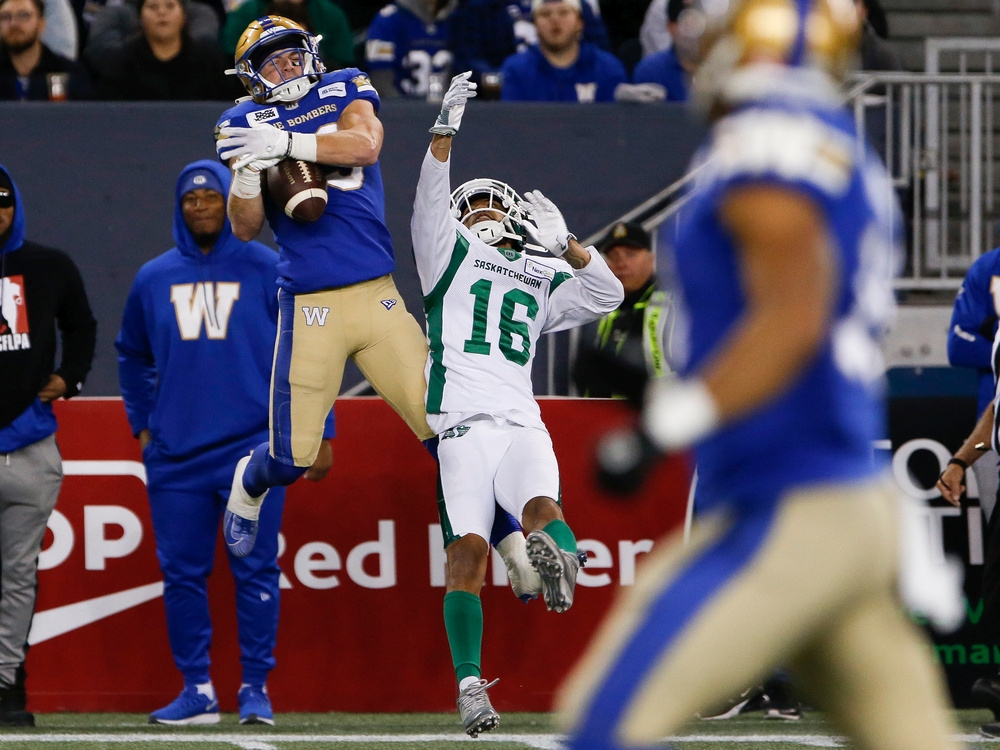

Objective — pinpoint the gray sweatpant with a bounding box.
[0,435,62,688]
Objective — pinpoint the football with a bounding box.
[266,159,328,222]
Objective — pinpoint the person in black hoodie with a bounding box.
[95,0,239,100]
[0,0,92,100]
[0,165,96,727]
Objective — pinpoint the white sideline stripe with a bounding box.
[0,734,984,747]
[27,581,164,645]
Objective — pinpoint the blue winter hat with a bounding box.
[178,167,225,199]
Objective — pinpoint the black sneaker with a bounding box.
[0,683,33,727]
[698,686,768,720]
[972,677,1000,720]
[981,722,1000,738]
[762,676,803,721]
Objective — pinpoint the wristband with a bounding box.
[642,378,719,452]
[554,232,576,256]
[947,457,969,470]
[287,132,319,163]
[230,167,262,200]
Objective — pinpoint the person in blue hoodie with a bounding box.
[116,160,332,727]
[0,164,96,727]
[499,0,625,102]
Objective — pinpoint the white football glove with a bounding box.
[523,190,572,256]
[218,124,291,170]
[429,71,478,136]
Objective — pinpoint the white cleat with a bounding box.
[457,678,500,738]
[525,530,579,613]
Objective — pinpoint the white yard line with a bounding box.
[0,733,987,747]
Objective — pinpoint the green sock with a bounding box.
[443,591,483,684]
[543,518,577,554]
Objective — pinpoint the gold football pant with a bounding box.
[270,274,434,466]
[556,476,960,750]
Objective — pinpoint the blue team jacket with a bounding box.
[947,245,1000,414]
[116,160,284,461]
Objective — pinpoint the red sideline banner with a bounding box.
[32,398,691,714]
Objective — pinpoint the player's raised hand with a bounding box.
[523,190,571,256]
[429,71,478,137]
[218,124,290,170]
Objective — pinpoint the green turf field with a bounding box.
[0,709,995,748]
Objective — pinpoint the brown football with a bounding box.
[265,159,328,222]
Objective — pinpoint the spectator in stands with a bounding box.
[500,0,625,102]
[596,0,648,75]
[222,0,354,71]
[449,0,608,95]
[364,0,456,98]
[630,0,692,101]
[856,0,901,72]
[94,0,238,99]
[0,164,97,728]
[82,0,217,81]
[638,0,667,58]
[577,222,677,398]
[40,0,77,59]
[0,0,91,98]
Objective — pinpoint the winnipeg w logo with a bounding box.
[380,299,396,310]
[170,282,240,340]
[302,306,331,326]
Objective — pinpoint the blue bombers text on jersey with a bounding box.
[216,68,395,294]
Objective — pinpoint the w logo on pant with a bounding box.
[380,299,397,311]
[171,282,240,340]
[302,306,331,326]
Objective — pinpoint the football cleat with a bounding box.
[457,678,500,738]
[149,684,220,725]
[238,683,275,725]
[224,455,267,558]
[525,530,580,613]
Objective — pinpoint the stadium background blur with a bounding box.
[3,0,1000,727]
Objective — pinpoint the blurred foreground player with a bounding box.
[556,1,964,748]
[412,72,623,736]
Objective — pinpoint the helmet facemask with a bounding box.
[234,18,326,104]
[450,179,538,252]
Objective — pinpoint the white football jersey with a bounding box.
[411,147,623,434]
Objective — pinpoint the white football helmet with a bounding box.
[450,178,538,251]
[233,16,326,104]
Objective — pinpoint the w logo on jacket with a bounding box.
[170,282,240,340]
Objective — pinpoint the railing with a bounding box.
[847,71,1000,289]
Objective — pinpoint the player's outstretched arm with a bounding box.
[428,71,477,164]
[412,72,478,295]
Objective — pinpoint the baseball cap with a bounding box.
[531,0,582,14]
[179,168,225,200]
[598,222,651,254]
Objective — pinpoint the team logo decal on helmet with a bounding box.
[450,179,539,253]
[232,15,326,104]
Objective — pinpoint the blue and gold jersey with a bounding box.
[675,98,900,510]
[216,68,395,294]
